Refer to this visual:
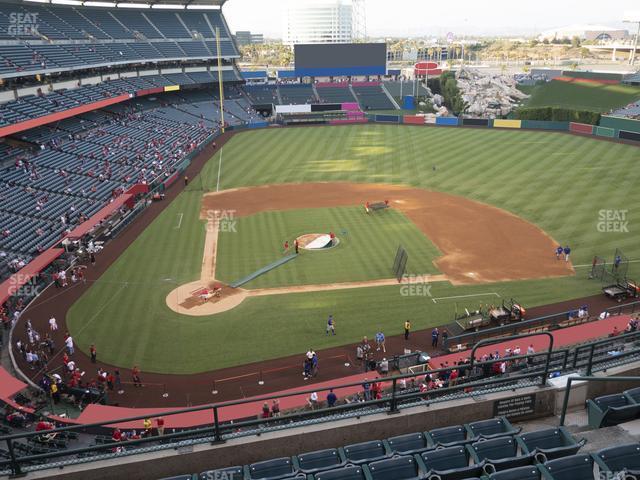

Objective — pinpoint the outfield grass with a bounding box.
[67,125,640,374]
[215,206,441,288]
[521,80,640,112]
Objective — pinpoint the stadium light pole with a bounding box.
[624,20,640,65]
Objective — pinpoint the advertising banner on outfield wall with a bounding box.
[275,104,312,114]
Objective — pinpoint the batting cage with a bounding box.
[393,245,408,282]
[589,256,607,280]
[611,248,629,280]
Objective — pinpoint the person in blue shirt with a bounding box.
[556,245,563,260]
[375,331,386,352]
[326,389,337,407]
[326,315,335,335]
[563,246,571,262]
[431,327,439,348]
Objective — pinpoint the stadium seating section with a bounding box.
[152,416,640,480]
[316,84,357,104]
[0,85,258,282]
[0,70,241,128]
[0,4,238,77]
[352,85,396,110]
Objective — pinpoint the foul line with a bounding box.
[572,259,640,268]
[431,292,501,304]
[216,149,223,193]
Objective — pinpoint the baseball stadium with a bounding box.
[1,0,640,478]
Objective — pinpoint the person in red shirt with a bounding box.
[35,419,54,432]
[156,417,165,436]
[111,428,122,442]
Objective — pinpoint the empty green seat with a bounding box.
[624,386,640,404]
[593,443,640,477]
[419,444,485,480]
[246,457,300,480]
[340,440,388,465]
[468,436,535,473]
[587,394,640,428]
[516,427,585,462]
[465,417,520,440]
[297,448,346,474]
[385,432,430,454]
[313,465,366,480]
[426,425,467,447]
[366,456,421,480]
[540,454,594,480]
[489,465,541,480]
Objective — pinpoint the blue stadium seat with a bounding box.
[465,417,520,440]
[384,432,430,455]
[340,440,389,465]
[366,456,421,480]
[425,425,468,447]
[468,436,535,473]
[313,465,366,480]
[593,443,640,478]
[587,393,640,428]
[488,465,542,480]
[297,448,346,474]
[540,454,595,480]
[516,427,586,462]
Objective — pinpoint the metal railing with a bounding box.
[2,330,640,475]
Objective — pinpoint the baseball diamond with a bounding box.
[2,2,640,478]
[33,124,639,389]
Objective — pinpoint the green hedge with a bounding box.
[515,107,601,125]
[439,72,466,116]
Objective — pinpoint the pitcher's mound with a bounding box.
[297,233,339,250]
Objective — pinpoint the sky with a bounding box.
[222,0,640,39]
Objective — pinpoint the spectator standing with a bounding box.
[90,344,97,363]
[431,328,439,348]
[327,389,337,407]
[132,365,142,387]
[143,418,152,436]
[271,399,280,417]
[308,391,319,409]
[375,331,386,352]
[65,335,74,355]
[156,417,165,436]
[115,369,123,394]
[362,379,371,401]
[404,320,411,340]
[48,316,58,331]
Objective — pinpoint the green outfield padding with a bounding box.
[229,254,298,288]
[600,116,640,134]
[521,120,569,131]
[595,126,616,138]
